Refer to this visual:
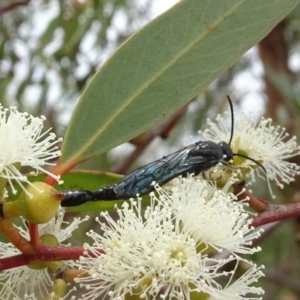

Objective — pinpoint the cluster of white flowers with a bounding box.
[0,104,299,300]
[0,209,89,299]
[73,176,265,300]
[200,111,300,195]
[70,110,300,299]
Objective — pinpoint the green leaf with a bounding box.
[57,170,122,191]
[61,0,299,166]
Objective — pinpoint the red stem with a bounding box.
[44,159,76,186]
[234,184,269,213]
[28,222,41,246]
[0,245,104,271]
[0,0,30,14]
[0,218,34,254]
[252,203,300,227]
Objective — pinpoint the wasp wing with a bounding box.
[114,147,189,197]
[114,144,209,198]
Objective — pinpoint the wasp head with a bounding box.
[218,141,233,162]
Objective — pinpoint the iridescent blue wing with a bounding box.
[114,144,208,198]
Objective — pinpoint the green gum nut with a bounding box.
[18,182,60,224]
[42,279,67,300]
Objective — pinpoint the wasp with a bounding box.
[61,96,265,207]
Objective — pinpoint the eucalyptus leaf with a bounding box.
[61,0,299,167]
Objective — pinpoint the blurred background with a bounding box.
[1,1,300,299]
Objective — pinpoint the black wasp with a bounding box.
[61,96,265,207]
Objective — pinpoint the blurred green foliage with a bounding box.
[0,0,151,133]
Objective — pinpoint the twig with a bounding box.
[251,202,300,228]
[0,245,104,271]
[234,183,268,213]
[0,217,34,254]
[0,0,30,14]
[234,184,300,227]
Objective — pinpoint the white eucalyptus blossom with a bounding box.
[74,176,264,300]
[0,209,89,299]
[0,105,62,197]
[156,175,262,254]
[200,112,300,192]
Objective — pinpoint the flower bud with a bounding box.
[4,182,61,223]
[49,279,68,300]
[19,182,61,223]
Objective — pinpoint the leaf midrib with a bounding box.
[68,0,246,163]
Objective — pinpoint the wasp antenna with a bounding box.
[227,95,234,146]
[232,153,267,173]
